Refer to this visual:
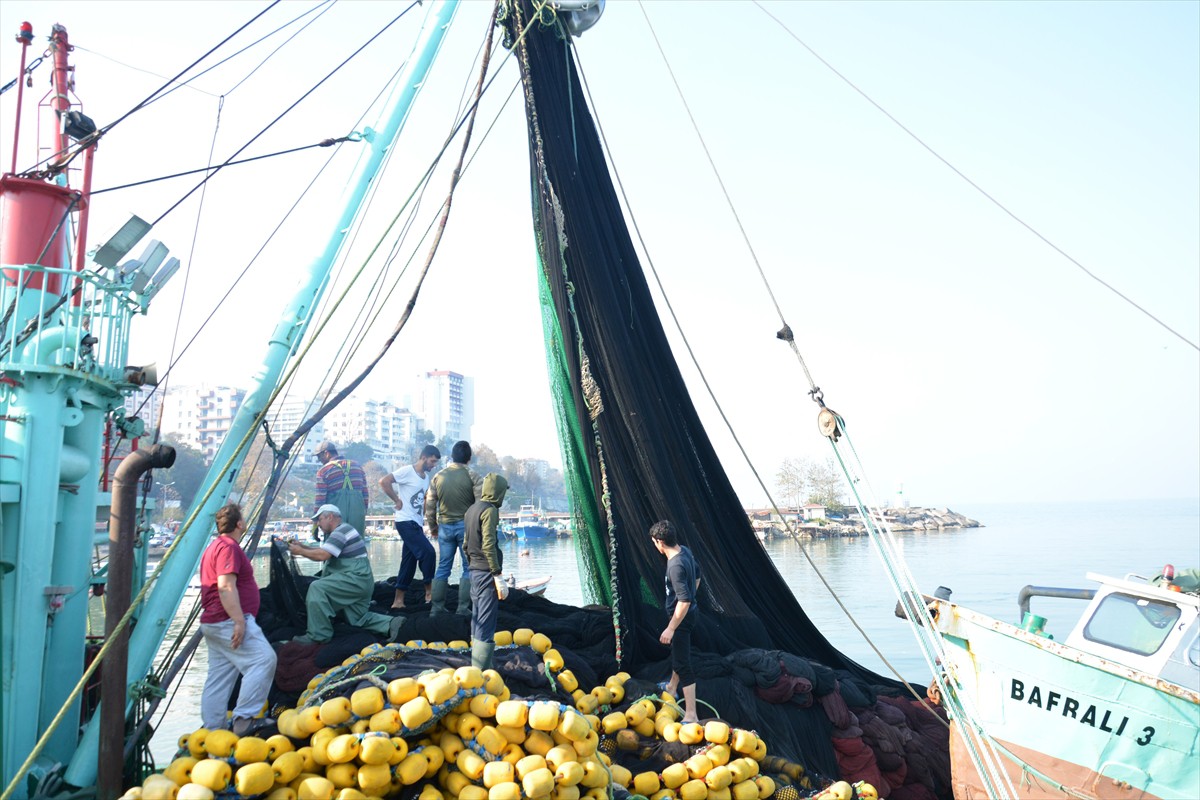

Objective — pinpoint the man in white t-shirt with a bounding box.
[379,445,441,609]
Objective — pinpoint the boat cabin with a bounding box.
[1063,572,1200,690]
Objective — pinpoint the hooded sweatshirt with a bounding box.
[464,473,508,574]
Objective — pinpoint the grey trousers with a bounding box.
[199,614,277,728]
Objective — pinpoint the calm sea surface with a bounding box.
[146,498,1198,762]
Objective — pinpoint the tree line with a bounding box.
[774,456,845,510]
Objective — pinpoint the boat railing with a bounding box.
[1,263,141,383]
[1017,584,1096,621]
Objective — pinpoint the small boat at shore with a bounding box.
[920,566,1198,798]
[510,575,551,596]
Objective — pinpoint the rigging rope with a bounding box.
[88,136,358,195]
[151,2,422,227]
[751,0,1198,354]
[624,5,1014,794]
[154,95,225,443]
[13,2,283,179]
[572,12,935,701]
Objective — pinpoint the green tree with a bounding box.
[364,460,391,513]
[342,441,374,466]
[775,458,807,510]
[540,468,567,512]
[158,435,209,516]
[805,457,845,509]
[473,443,503,475]
[416,429,436,446]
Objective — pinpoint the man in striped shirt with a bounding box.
[287,503,402,644]
[313,441,370,539]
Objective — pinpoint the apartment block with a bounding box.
[159,385,246,463]
[415,370,474,442]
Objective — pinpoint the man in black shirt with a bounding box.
[650,519,701,724]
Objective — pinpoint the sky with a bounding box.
[1,0,1196,508]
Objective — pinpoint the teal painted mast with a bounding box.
[65,0,459,786]
[0,23,152,792]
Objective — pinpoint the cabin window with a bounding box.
[1083,593,1181,656]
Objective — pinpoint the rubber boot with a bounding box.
[456,577,472,617]
[471,640,495,671]
[430,579,449,617]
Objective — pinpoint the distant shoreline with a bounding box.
[752,506,983,539]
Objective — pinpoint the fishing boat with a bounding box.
[511,503,556,540]
[1,3,1194,800]
[920,568,1199,799]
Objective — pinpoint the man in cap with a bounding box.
[288,503,403,644]
[313,441,369,539]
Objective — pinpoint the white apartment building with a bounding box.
[415,370,474,443]
[159,385,246,463]
[283,396,425,467]
[268,396,327,462]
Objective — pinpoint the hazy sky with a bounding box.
[2,1,1196,507]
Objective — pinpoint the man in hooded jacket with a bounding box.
[463,472,509,670]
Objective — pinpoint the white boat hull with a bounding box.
[932,603,1199,799]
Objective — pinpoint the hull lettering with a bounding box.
[1007,678,1149,745]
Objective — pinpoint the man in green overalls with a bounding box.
[287,504,403,644]
[313,441,369,538]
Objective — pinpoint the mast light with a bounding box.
[91,215,151,270]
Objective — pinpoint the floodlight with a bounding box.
[143,257,180,302]
[91,216,151,270]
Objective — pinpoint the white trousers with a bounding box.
[199,614,277,728]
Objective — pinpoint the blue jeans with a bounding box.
[394,520,435,590]
[433,521,466,581]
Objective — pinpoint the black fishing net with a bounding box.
[249,5,952,791]
[501,0,905,687]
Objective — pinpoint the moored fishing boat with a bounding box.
[923,568,1199,799]
[512,504,556,541]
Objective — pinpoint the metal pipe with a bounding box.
[10,23,31,175]
[48,25,72,170]
[98,444,174,800]
[1017,585,1095,620]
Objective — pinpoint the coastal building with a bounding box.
[414,370,473,442]
[801,503,827,521]
[159,384,246,463]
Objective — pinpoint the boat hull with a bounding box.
[514,524,556,540]
[933,605,1198,799]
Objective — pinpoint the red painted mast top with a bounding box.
[1,23,97,293]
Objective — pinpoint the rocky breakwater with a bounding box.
[809,507,982,537]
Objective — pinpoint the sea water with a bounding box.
[146,498,1197,763]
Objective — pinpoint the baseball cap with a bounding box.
[314,441,336,455]
[311,503,342,520]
